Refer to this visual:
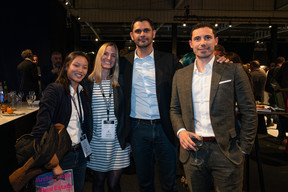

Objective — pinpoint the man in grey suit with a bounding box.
[170,23,257,191]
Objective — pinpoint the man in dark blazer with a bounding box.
[121,17,182,191]
[17,49,40,99]
[170,23,257,191]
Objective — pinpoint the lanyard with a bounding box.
[99,83,112,121]
[70,89,83,123]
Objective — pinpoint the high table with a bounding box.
[1,103,39,180]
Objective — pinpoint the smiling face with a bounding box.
[101,45,117,70]
[130,21,156,49]
[67,56,88,88]
[189,27,218,61]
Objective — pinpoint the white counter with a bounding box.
[0,103,39,126]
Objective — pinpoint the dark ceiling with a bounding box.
[58,0,288,59]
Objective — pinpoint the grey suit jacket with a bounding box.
[170,60,257,165]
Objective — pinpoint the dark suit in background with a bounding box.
[17,58,39,98]
[170,60,257,191]
[121,50,182,191]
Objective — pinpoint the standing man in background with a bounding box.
[41,51,63,91]
[17,49,40,99]
[121,16,182,192]
[170,23,257,192]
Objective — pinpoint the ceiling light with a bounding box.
[215,23,218,27]
[269,25,272,28]
[95,38,99,42]
[183,23,186,27]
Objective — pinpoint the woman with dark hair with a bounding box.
[85,42,130,192]
[31,51,93,192]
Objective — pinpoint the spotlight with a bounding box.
[183,23,186,27]
[269,25,272,28]
[215,23,218,27]
[229,23,232,28]
[95,38,99,42]
[77,16,81,21]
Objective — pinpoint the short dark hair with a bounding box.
[275,56,285,64]
[190,23,217,38]
[21,49,33,59]
[131,16,155,31]
[250,60,261,69]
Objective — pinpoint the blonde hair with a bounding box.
[88,42,119,87]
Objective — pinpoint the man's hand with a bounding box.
[178,130,201,151]
[52,165,63,180]
[51,67,60,74]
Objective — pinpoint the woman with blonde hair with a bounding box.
[85,42,130,192]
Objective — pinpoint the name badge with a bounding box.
[80,134,92,158]
[101,119,115,140]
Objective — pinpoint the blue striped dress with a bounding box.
[87,80,130,172]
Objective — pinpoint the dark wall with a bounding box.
[0,0,79,92]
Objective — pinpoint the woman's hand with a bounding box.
[216,56,231,63]
[52,165,63,180]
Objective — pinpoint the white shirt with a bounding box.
[130,49,160,120]
[67,85,84,145]
[192,56,215,137]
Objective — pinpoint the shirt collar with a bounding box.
[69,84,83,96]
[193,56,215,74]
[134,48,154,60]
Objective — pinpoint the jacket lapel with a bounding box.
[185,64,194,131]
[210,60,224,108]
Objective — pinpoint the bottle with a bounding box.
[0,82,3,103]
[3,81,8,103]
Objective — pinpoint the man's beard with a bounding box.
[135,39,152,48]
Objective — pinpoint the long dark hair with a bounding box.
[55,51,89,95]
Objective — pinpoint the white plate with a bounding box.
[2,112,26,116]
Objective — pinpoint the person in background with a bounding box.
[31,51,92,192]
[214,44,226,57]
[250,60,267,135]
[266,57,286,144]
[276,61,288,148]
[170,23,257,192]
[85,42,130,192]
[41,51,63,91]
[32,54,42,94]
[17,49,40,99]
[182,52,196,67]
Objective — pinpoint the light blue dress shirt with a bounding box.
[130,49,160,120]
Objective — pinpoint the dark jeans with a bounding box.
[183,142,244,192]
[60,147,87,192]
[129,119,177,192]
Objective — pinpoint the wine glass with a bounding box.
[191,133,203,165]
[26,95,34,108]
[18,91,24,102]
[8,91,16,108]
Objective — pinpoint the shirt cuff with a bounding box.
[177,128,186,138]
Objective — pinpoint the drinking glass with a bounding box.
[26,95,34,108]
[8,91,16,108]
[191,134,203,165]
[18,91,24,102]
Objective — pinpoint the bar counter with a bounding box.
[1,103,39,180]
